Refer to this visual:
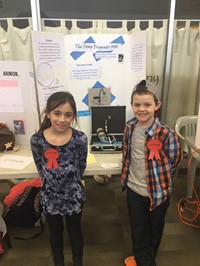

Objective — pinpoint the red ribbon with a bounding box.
[147,139,162,160]
[44,148,59,169]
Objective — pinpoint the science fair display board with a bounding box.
[0,61,39,145]
[31,31,68,115]
[32,31,146,139]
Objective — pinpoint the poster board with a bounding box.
[0,61,39,145]
[31,31,68,115]
[32,31,146,139]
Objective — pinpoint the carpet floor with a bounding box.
[0,173,200,266]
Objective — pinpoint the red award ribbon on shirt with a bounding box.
[44,148,59,169]
[147,139,162,160]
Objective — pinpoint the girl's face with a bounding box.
[47,102,74,133]
[131,93,161,128]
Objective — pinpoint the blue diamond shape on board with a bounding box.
[70,36,96,60]
[84,36,96,44]
[70,51,85,60]
[111,35,125,45]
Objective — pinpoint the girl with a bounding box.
[31,91,88,266]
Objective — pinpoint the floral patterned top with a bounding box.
[30,129,88,216]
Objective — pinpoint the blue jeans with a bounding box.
[46,212,83,266]
[127,187,170,266]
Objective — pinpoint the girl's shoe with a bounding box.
[124,256,137,266]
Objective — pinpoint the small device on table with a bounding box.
[90,106,126,153]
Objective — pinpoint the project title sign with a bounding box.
[74,43,121,51]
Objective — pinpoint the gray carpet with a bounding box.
[0,174,200,266]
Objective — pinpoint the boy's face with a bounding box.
[131,93,161,128]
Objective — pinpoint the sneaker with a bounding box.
[124,256,137,266]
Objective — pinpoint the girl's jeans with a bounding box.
[127,187,170,266]
[46,211,83,266]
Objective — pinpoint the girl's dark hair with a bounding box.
[39,91,78,133]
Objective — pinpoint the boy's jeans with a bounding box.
[127,187,170,266]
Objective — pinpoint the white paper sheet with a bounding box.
[0,80,24,113]
[0,155,33,170]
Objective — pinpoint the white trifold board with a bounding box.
[32,31,146,140]
[0,61,39,145]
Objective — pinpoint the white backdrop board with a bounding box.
[31,31,68,115]
[32,31,146,140]
[0,61,39,145]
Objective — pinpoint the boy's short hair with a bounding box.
[132,80,160,101]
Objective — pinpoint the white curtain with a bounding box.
[70,19,98,34]
[166,21,200,128]
[0,26,7,60]
[42,19,129,34]
[42,18,69,34]
[145,20,168,98]
[0,18,33,61]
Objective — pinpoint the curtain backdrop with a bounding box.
[0,18,199,128]
[166,20,200,128]
[0,18,33,61]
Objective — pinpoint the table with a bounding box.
[185,136,200,198]
[0,145,122,180]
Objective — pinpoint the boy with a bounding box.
[122,80,182,266]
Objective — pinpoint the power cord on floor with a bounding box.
[177,148,200,228]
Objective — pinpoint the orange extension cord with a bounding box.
[177,148,200,228]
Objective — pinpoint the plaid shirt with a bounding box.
[121,117,183,210]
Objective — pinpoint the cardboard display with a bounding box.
[0,61,39,146]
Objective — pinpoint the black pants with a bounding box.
[127,187,170,266]
[45,211,83,266]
